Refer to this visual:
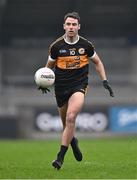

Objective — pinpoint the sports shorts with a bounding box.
[55,84,88,107]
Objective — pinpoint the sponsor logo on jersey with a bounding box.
[78,48,85,54]
[59,49,67,54]
[66,61,80,69]
[74,56,80,60]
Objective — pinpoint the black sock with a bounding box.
[57,145,68,161]
[71,137,76,147]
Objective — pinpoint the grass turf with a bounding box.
[0,136,136,179]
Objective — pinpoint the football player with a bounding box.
[39,11,114,169]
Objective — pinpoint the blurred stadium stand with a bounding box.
[0,0,137,138]
[1,0,137,41]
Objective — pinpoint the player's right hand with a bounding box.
[38,86,50,94]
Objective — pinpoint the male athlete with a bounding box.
[39,12,114,169]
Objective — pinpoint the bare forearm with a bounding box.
[46,60,55,69]
[91,53,107,81]
[95,61,107,81]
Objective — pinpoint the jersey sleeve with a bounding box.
[86,41,96,58]
[48,44,58,60]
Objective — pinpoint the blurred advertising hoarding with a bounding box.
[34,106,109,133]
[1,105,137,139]
[109,106,137,133]
[34,105,137,134]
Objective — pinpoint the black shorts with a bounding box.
[55,84,88,107]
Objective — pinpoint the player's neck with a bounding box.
[64,34,79,44]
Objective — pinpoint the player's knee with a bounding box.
[66,112,76,127]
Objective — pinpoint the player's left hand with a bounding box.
[38,86,50,94]
[103,80,114,97]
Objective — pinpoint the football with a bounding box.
[34,67,55,88]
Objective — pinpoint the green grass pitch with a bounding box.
[0,136,136,179]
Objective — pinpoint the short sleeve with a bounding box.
[86,41,95,58]
[48,44,58,60]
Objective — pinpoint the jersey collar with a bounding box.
[63,34,80,45]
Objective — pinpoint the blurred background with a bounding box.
[0,0,137,139]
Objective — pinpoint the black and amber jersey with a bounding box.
[48,35,96,91]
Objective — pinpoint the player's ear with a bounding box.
[63,24,65,30]
[78,24,81,30]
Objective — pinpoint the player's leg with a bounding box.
[52,103,68,169]
[61,92,84,161]
[62,91,84,146]
[52,92,84,169]
[58,103,68,130]
[70,137,83,161]
[58,102,82,161]
[69,85,88,161]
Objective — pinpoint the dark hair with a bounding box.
[64,12,80,24]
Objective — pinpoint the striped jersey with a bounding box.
[48,35,95,90]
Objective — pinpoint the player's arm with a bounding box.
[46,44,57,69]
[46,58,56,69]
[91,53,107,81]
[90,53,114,97]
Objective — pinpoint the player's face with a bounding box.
[63,17,80,37]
